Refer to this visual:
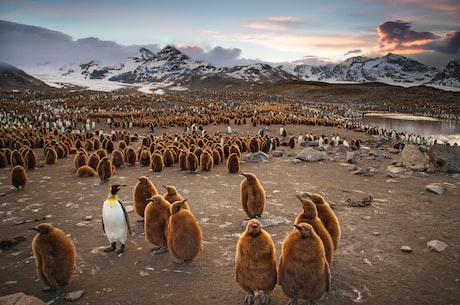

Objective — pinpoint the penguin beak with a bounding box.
[303,192,312,199]
[146,198,153,203]
[30,227,40,232]
[293,224,301,231]
[241,173,247,177]
[162,185,167,189]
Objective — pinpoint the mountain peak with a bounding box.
[158,45,189,61]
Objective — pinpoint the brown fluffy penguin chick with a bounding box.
[96,157,113,183]
[24,148,38,169]
[200,150,213,171]
[162,185,185,204]
[87,152,101,170]
[31,223,77,291]
[144,195,171,253]
[167,199,202,264]
[45,148,58,164]
[73,151,87,170]
[111,149,124,168]
[295,195,334,269]
[11,149,25,167]
[133,176,158,219]
[278,223,330,305]
[305,192,341,251]
[227,152,240,173]
[240,173,266,219]
[235,219,277,305]
[11,165,27,190]
[150,152,164,172]
[76,165,96,177]
[186,151,198,172]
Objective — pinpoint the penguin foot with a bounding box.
[103,242,116,252]
[116,244,126,255]
[173,258,185,264]
[259,293,270,305]
[244,294,255,305]
[153,247,168,254]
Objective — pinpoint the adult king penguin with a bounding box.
[102,184,131,254]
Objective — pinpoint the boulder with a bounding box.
[244,152,270,163]
[296,148,324,162]
[0,293,45,305]
[426,183,446,195]
[428,144,460,173]
[401,144,427,169]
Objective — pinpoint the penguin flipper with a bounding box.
[102,219,105,233]
[118,199,132,235]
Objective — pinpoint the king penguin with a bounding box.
[102,184,132,254]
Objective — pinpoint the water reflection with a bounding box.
[358,112,460,143]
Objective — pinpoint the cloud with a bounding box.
[0,20,159,66]
[424,31,460,54]
[179,45,258,67]
[377,21,439,50]
[344,49,362,56]
[245,16,308,31]
[376,20,459,55]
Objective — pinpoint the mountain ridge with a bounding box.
[3,45,460,92]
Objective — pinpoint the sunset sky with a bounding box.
[1,0,459,67]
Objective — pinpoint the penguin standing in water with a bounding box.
[102,184,131,254]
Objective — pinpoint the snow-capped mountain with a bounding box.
[281,53,441,86]
[44,46,298,90]
[11,46,460,91]
[427,59,460,88]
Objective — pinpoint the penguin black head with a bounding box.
[110,184,126,195]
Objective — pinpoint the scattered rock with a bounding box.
[428,144,460,173]
[346,151,356,164]
[0,292,45,305]
[386,178,399,183]
[244,152,270,162]
[124,205,134,213]
[427,240,448,252]
[401,144,427,170]
[387,165,412,178]
[295,148,324,162]
[64,290,85,302]
[372,232,381,236]
[400,245,412,253]
[0,236,26,250]
[351,167,373,176]
[271,150,283,157]
[426,183,446,195]
[347,164,358,171]
[346,196,373,207]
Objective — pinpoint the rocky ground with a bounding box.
[0,120,459,305]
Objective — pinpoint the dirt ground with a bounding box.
[0,121,459,305]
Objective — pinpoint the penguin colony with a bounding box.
[0,90,454,302]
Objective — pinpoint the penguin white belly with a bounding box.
[103,202,127,244]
